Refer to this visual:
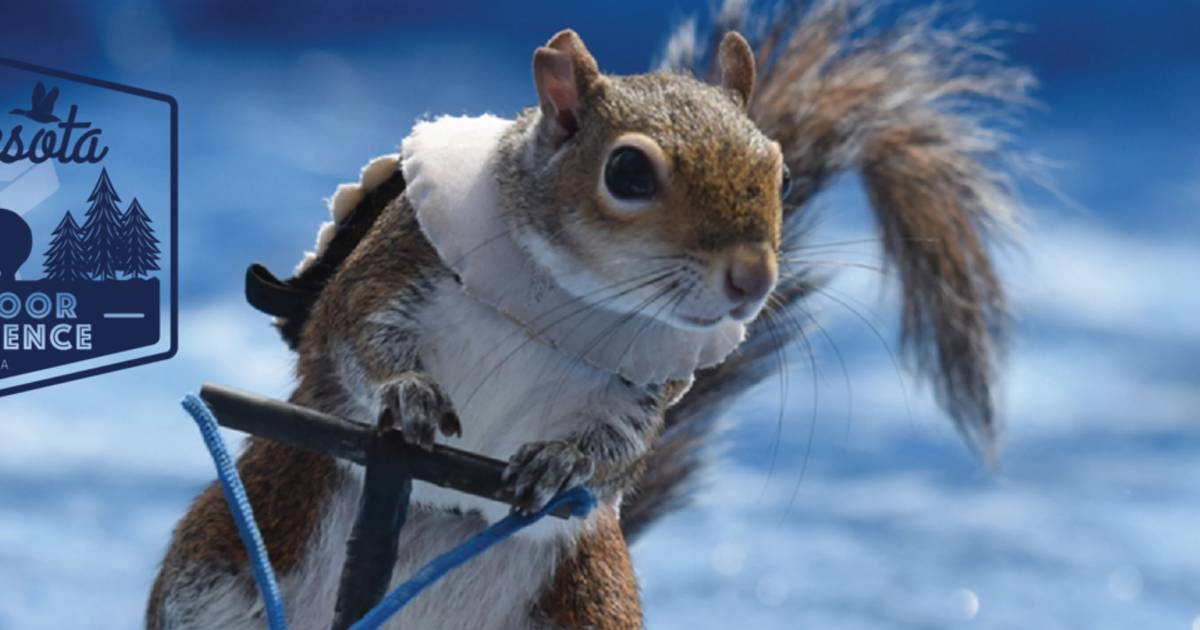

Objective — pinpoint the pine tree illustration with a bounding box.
[43,211,88,282]
[118,198,160,279]
[81,167,123,280]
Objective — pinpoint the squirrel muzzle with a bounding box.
[722,242,777,321]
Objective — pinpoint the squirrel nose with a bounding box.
[722,243,777,319]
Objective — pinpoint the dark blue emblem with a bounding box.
[0,59,177,397]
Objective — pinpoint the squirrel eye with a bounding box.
[604,147,659,201]
[780,163,793,199]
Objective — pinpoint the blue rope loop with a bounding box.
[350,485,597,630]
[180,394,597,630]
[182,394,289,630]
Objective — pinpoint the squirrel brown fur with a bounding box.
[149,1,1030,627]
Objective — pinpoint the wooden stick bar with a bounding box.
[198,383,570,519]
[332,444,412,630]
[200,383,368,462]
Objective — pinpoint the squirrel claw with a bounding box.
[378,373,459,450]
[504,441,594,515]
[439,410,462,438]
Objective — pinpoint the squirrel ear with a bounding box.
[718,31,756,109]
[533,30,601,137]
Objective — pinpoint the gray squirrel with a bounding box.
[147,2,1028,628]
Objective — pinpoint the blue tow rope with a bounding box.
[181,394,597,630]
[182,395,288,630]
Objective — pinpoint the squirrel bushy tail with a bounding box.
[622,0,1032,540]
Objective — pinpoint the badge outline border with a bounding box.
[0,57,179,398]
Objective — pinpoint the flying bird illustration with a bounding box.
[10,81,61,124]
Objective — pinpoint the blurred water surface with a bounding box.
[0,2,1197,628]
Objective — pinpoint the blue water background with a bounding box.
[0,2,1197,628]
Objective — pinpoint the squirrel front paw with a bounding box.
[502,441,595,515]
[377,372,461,450]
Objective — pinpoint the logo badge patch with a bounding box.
[0,59,177,397]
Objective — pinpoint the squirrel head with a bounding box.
[496,30,785,330]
